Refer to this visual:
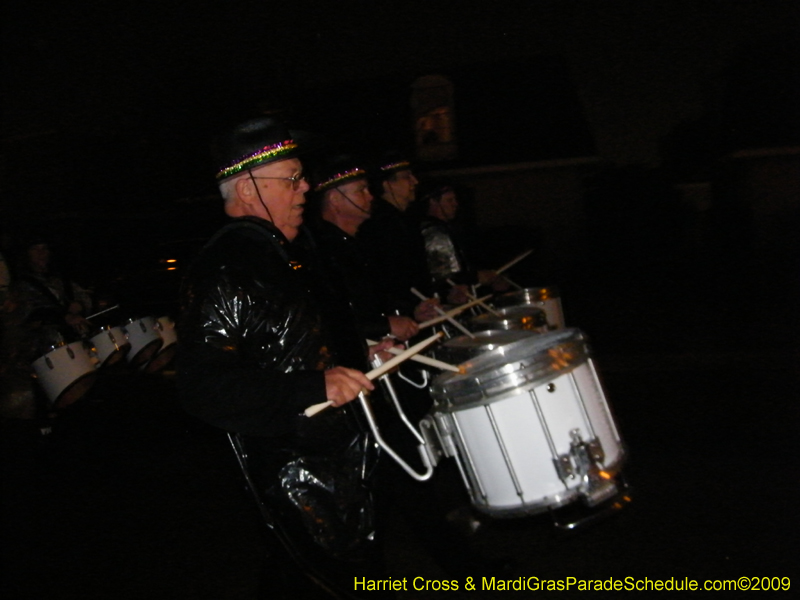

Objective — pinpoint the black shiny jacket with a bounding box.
[177,217,378,562]
[419,216,478,290]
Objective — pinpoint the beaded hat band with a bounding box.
[215,140,298,181]
[314,167,367,192]
[379,160,411,173]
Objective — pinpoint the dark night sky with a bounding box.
[2,0,798,218]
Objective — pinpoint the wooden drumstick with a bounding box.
[86,304,120,321]
[411,288,475,338]
[365,339,462,373]
[417,295,493,329]
[446,279,500,315]
[495,249,533,275]
[304,332,443,417]
[499,274,524,290]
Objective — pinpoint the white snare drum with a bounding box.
[494,287,565,330]
[90,326,130,367]
[143,316,178,373]
[124,317,162,366]
[32,342,98,408]
[427,328,624,517]
[469,305,549,334]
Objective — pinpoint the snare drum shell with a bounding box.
[143,317,178,373]
[90,326,131,366]
[124,317,163,366]
[32,342,98,407]
[430,329,624,516]
[495,287,565,329]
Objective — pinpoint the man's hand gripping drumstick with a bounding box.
[415,294,494,329]
[446,278,500,316]
[411,288,475,339]
[366,339,463,373]
[305,332,444,417]
[485,249,533,291]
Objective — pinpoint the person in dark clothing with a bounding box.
[177,117,393,599]
[357,155,438,323]
[310,153,419,342]
[310,158,502,584]
[419,182,508,305]
[11,238,92,337]
[2,237,96,419]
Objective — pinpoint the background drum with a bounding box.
[142,316,178,373]
[434,329,534,365]
[469,305,549,334]
[89,325,130,367]
[494,286,565,330]
[123,317,162,367]
[32,341,98,408]
[427,328,625,517]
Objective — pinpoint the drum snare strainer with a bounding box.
[426,328,625,517]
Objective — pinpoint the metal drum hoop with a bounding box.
[469,305,549,333]
[430,329,590,410]
[494,286,560,308]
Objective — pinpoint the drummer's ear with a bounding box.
[235,176,256,205]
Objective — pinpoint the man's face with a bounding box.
[250,158,309,241]
[28,243,51,273]
[437,190,458,222]
[382,169,418,212]
[335,178,373,224]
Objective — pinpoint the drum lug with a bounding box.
[430,413,458,459]
[419,417,443,467]
[587,439,605,463]
[554,454,575,481]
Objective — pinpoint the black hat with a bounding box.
[371,150,413,182]
[213,116,316,181]
[419,179,454,203]
[313,153,369,193]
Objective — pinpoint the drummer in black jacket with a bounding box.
[356,154,439,324]
[309,153,419,343]
[177,117,393,599]
[418,181,508,305]
[314,155,506,577]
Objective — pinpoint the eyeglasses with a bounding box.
[250,174,306,191]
